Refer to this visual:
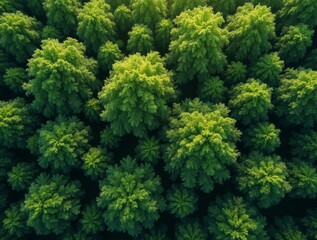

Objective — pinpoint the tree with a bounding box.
[99,52,175,137]
[25,38,98,117]
[22,173,82,235]
[82,147,111,180]
[269,216,307,240]
[155,19,173,54]
[303,209,317,239]
[207,195,268,240]
[83,98,102,122]
[7,162,39,191]
[0,0,22,15]
[288,160,317,198]
[97,156,165,236]
[131,0,167,30]
[77,0,116,53]
[80,202,104,234]
[143,225,169,240]
[100,126,120,149]
[197,76,227,103]
[237,152,291,208]
[175,221,207,240]
[277,24,313,65]
[168,6,228,83]
[209,0,236,17]
[136,137,161,164]
[224,61,247,86]
[290,131,317,163]
[170,0,207,18]
[0,150,13,182]
[165,99,241,192]
[243,122,281,154]
[276,69,317,127]
[0,98,34,148]
[31,116,90,172]
[98,41,123,72]
[27,0,45,19]
[127,24,154,55]
[167,186,198,218]
[3,67,27,94]
[278,0,317,28]
[251,0,283,12]
[108,0,130,10]
[250,53,284,87]
[226,3,275,62]
[113,5,132,39]
[0,11,41,63]
[229,79,273,125]
[43,0,81,36]
[41,26,63,40]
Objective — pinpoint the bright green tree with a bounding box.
[99,52,174,137]
[165,99,241,192]
[22,173,82,235]
[0,11,41,63]
[250,53,284,87]
[269,216,307,240]
[80,202,105,234]
[197,76,227,103]
[237,152,291,208]
[277,24,313,65]
[167,186,198,218]
[276,69,317,127]
[97,156,165,236]
[243,122,281,154]
[31,116,90,172]
[226,3,275,62]
[98,41,123,72]
[175,221,207,240]
[77,0,116,53]
[278,0,317,28]
[7,162,39,191]
[127,24,154,55]
[3,67,27,94]
[0,98,34,148]
[168,6,228,83]
[288,160,317,198]
[131,0,167,30]
[208,195,268,240]
[43,0,81,36]
[224,61,247,86]
[82,147,111,180]
[229,79,273,125]
[25,38,98,117]
[170,0,207,18]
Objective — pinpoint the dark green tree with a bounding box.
[226,3,275,62]
[0,0,22,15]
[113,5,132,38]
[277,24,313,65]
[99,52,175,137]
[288,160,317,198]
[83,98,102,122]
[43,0,81,36]
[80,202,104,234]
[237,152,291,208]
[165,99,241,192]
[250,53,284,87]
[229,79,273,125]
[170,0,207,18]
[278,0,317,28]
[243,122,281,154]
[22,173,82,235]
[224,61,247,86]
[167,186,198,218]
[31,116,90,172]
[25,38,98,117]
[269,216,307,240]
[7,162,39,191]
[168,6,228,83]
[0,150,13,182]
[100,126,121,149]
[303,209,317,239]
[41,26,63,40]
[27,0,45,19]
[209,0,236,17]
[136,137,161,164]
[276,69,317,127]
[97,156,165,236]
[3,67,27,94]
[155,19,173,54]
[251,0,283,12]
[197,76,227,103]
[77,0,116,53]
[175,221,207,240]
[0,98,34,148]
[98,41,123,72]
[127,24,154,55]
[131,0,167,30]
[290,131,317,163]
[82,147,111,180]
[208,195,268,240]
[0,11,41,63]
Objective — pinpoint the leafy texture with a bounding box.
[127,24,154,55]
[170,0,207,18]
[136,137,161,164]
[175,221,207,240]
[269,216,307,240]
[98,41,123,72]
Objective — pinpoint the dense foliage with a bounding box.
[1,0,317,239]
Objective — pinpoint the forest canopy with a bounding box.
[1,0,317,239]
